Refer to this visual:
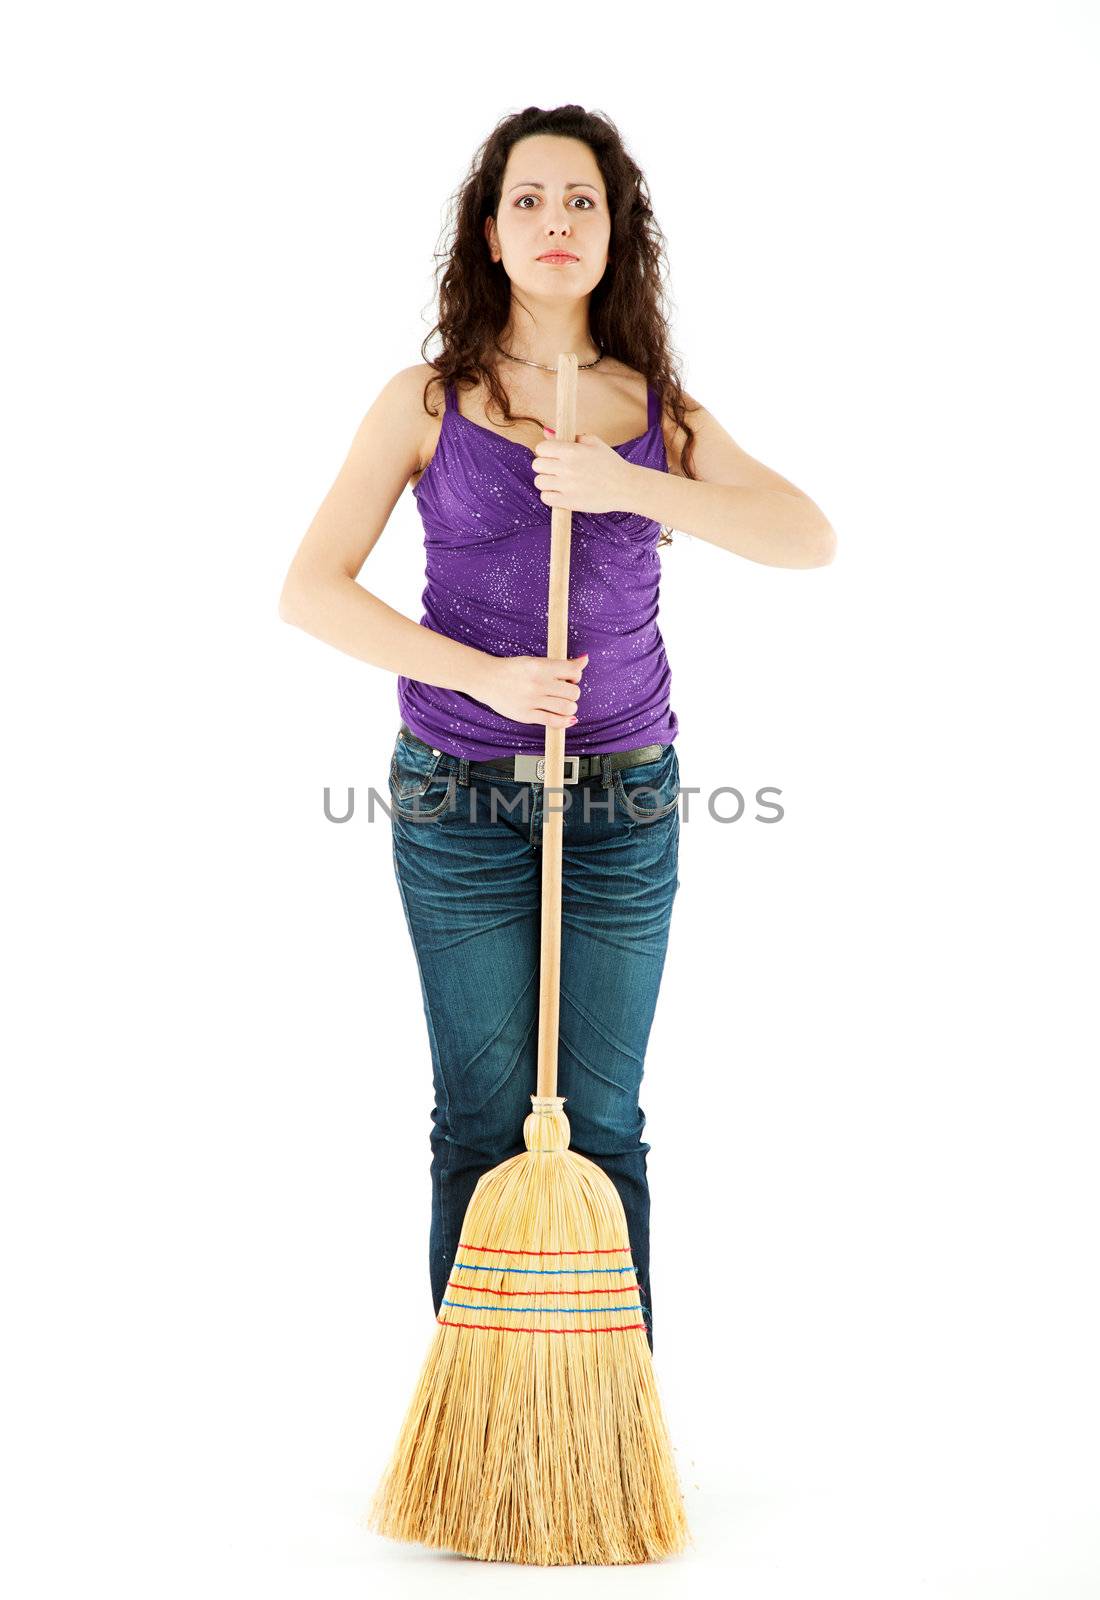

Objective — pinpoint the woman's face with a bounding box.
[487,134,612,304]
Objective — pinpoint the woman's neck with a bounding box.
[494,315,600,371]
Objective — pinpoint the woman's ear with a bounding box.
[484,215,499,262]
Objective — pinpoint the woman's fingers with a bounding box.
[553,653,588,683]
[537,692,580,714]
[533,654,585,722]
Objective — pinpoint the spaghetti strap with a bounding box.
[647,384,660,429]
[444,380,457,413]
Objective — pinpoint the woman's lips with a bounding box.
[538,253,578,263]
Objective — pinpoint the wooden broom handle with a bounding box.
[535,353,578,1100]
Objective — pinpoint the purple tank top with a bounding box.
[397,378,679,760]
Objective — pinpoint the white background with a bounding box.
[5,2,1098,1596]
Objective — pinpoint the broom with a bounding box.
[364,353,692,1566]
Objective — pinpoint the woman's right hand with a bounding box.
[469,652,588,727]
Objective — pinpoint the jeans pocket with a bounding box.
[389,731,453,821]
[613,744,681,822]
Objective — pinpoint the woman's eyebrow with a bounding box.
[506,181,600,193]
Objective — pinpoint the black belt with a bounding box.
[398,724,664,784]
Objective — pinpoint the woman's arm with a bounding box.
[630,394,837,568]
[277,364,490,696]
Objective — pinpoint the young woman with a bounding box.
[279,106,836,1353]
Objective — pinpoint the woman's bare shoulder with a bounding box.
[379,362,447,478]
[390,361,446,419]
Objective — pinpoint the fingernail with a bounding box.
[544,425,555,434]
[570,717,579,725]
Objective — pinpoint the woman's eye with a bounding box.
[516,194,594,209]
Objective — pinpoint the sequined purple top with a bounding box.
[397,378,679,760]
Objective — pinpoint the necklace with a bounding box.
[494,340,604,372]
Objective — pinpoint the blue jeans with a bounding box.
[386,727,682,1353]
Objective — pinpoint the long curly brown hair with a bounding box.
[418,104,700,550]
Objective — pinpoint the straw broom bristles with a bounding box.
[364,1095,692,1565]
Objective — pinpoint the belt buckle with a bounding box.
[514,753,580,784]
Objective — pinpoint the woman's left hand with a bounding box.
[530,428,637,515]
